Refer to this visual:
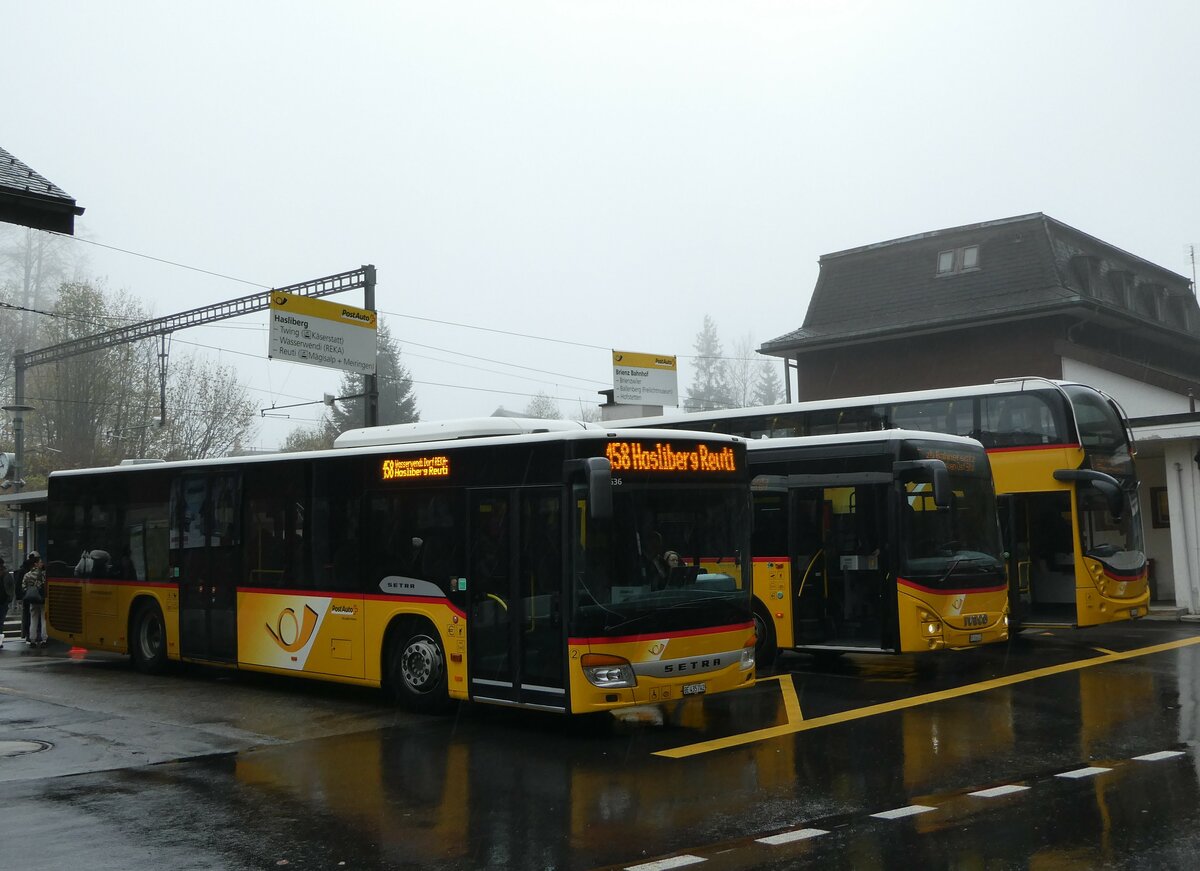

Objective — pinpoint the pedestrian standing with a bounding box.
[0,556,13,650]
[15,554,31,641]
[23,552,47,647]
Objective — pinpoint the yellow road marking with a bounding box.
[758,674,804,723]
[1093,647,1117,656]
[656,635,1200,759]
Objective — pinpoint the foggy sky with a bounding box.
[4,1,1199,449]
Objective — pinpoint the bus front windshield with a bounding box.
[1078,485,1145,575]
[570,483,751,638]
[900,474,1005,586]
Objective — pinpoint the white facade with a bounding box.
[1064,357,1200,613]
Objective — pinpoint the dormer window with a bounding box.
[936,245,980,276]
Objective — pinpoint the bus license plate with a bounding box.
[969,633,983,643]
[1130,608,1140,618]
[682,682,707,696]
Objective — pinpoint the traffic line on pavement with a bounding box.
[656,635,1200,758]
[1133,750,1185,761]
[756,827,829,846]
[1055,766,1112,779]
[625,855,706,871]
[758,673,805,723]
[626,746,1190,870]
[871,804,935,820]
[969,784,1030,798]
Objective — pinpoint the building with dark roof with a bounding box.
[760,213,1200,401]
[760,213,1200,616]
[0,144,84,234]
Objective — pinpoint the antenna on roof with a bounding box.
[1188,244,1198,296]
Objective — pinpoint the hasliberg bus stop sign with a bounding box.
[612,350,678,406]
[268,292,378,374]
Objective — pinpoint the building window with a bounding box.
[936,245,980,276]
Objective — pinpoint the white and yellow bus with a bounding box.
[622,378,1147,634]
[46,419,755,714]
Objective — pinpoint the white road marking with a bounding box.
[756,828,830,846]
[871,804,936,820]
[625,856,706,871]
[968,784,1031,798]
[1133,750,1186,762]
[1055,766,1112,779]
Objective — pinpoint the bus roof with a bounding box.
[746,428,986,453]
[48,423,745,479]
[615,377,1093,429]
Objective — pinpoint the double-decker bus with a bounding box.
[45,419,755,714]
[745,430,1008,663]
[620,378,1146,632]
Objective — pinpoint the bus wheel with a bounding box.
[131,601,168,674]
[753,604,778,670]
[387,624,451,714]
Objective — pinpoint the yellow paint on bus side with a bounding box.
[655,635,1200,759]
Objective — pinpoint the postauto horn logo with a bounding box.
[266,604,320,653]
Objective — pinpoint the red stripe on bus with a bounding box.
[752,556,788,563]
[896,577,1008,596]
[1101,569,1146,583]
[570,621,753,647]
[985,443,1081,454]
[48,577,174,589]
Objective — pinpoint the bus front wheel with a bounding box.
[753,603,778,670]
[131,601,168,674]
[386,623,452,714]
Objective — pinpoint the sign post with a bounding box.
[612,350,678,407]
[268,292,378,375]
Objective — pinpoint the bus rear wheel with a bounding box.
[131,601,168,674]
[386,623,452,714]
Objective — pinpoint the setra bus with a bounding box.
[744,430,1009,663]
[619,377,1146,632]
[45,419,755,714]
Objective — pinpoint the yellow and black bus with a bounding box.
[744,430,1009,662]
[621,377,1146,632]
[45,419,755,714]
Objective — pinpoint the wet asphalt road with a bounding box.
[2,620,1200,870]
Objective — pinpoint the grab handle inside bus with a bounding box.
[565,457,613,519]
[893,459,952,509]
[1053,468,1124,519]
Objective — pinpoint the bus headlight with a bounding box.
[581,653,637,689]
[924,621,942,637]
[741,637,755,671]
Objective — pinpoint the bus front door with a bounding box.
[467,489,566,711]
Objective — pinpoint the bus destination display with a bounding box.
[605,441,737,473]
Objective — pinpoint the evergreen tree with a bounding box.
[752,360,785,407]
[329,319,419,433]
[684,314,733,412]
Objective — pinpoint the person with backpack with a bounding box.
[22,552,47,647]
[14,555,32,642]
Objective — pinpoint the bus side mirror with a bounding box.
[1053,468,1124,520]
[894,459,952,509]
[566,457,613,520]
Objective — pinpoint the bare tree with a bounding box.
[280,419,338,452]
[150,355,257,460]
[523,391,562,419]
[727,333,756,408]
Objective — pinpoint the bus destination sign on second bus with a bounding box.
[606,441,737,473]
